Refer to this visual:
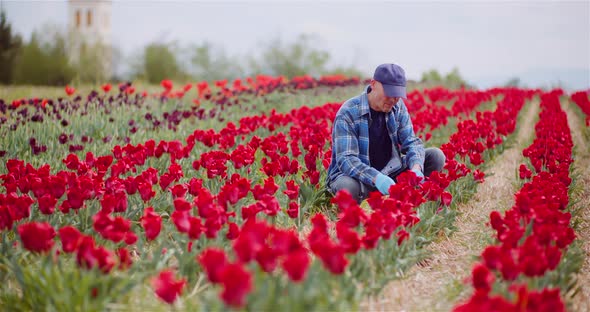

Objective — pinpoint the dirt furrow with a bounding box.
[361,99,540,311]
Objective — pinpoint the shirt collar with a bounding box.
[360,85,371,116]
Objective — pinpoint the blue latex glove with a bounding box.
[375,173,395,195]
[411,168,425,182]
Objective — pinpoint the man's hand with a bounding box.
[375,173,395,195]
[410,164,424,182]
[411,167,424,182]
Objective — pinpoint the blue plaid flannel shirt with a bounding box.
[327,86,425,187]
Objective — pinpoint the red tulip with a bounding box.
[472,263,494,293]
[152,270,186,304]
[117,247,133,270]
[281,249,310,282]
[37,194,57,215]
[17,222,55,253]
[65,85,76,96]
[58,225,82,253]
[226,222,240,240]
[198,248,228,283]
[140,207,162,241]
[473,169,485,183]
[287,201,299,218]
[219,263,252,307]
[160,79,173,91]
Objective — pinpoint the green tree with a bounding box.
[189,42,243,81]
[420,69,443,84]
[250,34,330,78]
[444,67,468,88]
[504,77,521,87]
[13,33,44,85]
[421,67,469,89]
[13,29,75,86]
[325,66,364,78]
[71,40,112,84]
[44,28,76,85]
[0,10,23,84]
[67,27,115,84]
[136,42,187,84]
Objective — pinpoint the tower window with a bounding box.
[87,9,92,26]
[76,10,81,28]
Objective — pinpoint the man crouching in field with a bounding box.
[326,63,446,203]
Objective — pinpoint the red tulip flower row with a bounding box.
[145,75,360,103]
[570,90,590,126]
[0,75,361,145]
[441,89,537,168]
[181,87,497,158]
[455,90,575,311]
[406,88,495,139]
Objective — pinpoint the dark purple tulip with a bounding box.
[69,145,84,152]
[32,146,41,155]
[58,134,68,144]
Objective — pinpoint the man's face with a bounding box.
[370,80,400,113]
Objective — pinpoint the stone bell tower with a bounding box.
[68,0,112,81]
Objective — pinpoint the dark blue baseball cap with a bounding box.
[373,63,407,99]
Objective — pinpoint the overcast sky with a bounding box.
[2,0,589,89]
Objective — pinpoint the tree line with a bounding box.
[0,10,469,87]
[0,11,364,86]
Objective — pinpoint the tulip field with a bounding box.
[0,75,589,311]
